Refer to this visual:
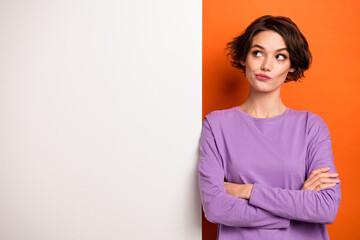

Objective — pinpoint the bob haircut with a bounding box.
[225,15,312,82]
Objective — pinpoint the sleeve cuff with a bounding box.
[249,182,284,214]
[249,182,274,209]
[249,182,261,206]
[249,183,291,228]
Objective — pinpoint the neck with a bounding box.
[239,87,286,118]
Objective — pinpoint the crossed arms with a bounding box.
[198,117,341,228]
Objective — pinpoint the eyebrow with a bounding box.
[250,44,288,52]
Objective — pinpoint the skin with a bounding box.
[224,30,340,200]
[238,30,295,118]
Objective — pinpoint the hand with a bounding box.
[301,167,340,192]
[224,182,253,199]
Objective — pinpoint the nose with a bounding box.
[261,56,272,72]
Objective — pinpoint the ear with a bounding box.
[240,60,245,67]
[289,67,295,73]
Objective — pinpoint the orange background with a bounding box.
[202,0,360,239]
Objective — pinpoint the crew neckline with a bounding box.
[233,106,291,122]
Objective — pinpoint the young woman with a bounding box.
[198,15,341,239]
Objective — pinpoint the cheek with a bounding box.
[282,66,293,75]
[276,63,292,75]
[244,59,258,71]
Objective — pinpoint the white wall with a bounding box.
[0,0,202,239]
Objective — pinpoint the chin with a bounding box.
[250,83,282,93]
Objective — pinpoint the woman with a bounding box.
[198,15,341,239]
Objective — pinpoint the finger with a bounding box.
[306,172,326,187]
[319,172,339,178]
[303,173,323,190]
[302,176,325,191]
[303,167,337,190]
[306,171,338,187]
[307,167,330,182]
[318,177,341,185]
[310,167,330,176]
[304,179,325,191]
[311,172,339,183]
[301,181,316,191]
[314,183,337,192]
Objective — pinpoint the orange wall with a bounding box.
[203,0,360,239]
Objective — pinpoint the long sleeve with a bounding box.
[248,117,341,224]
[198,116,290,228]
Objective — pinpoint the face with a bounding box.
[240,30,295,93]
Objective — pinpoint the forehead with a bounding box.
[251,30,287,48]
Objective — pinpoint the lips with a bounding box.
[255,73,271,81]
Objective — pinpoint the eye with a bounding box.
[277,54,287,61]
[252,50,262,57]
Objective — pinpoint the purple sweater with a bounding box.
[198,106,341,240]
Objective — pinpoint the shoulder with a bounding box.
[305,110,325,124]
[304,110,328,131]
[296,109,331,139]
[203,107,236,126]
[289,108,327,126]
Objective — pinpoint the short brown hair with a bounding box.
[225,15,312,82]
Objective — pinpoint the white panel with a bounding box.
[0,0,202,239]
